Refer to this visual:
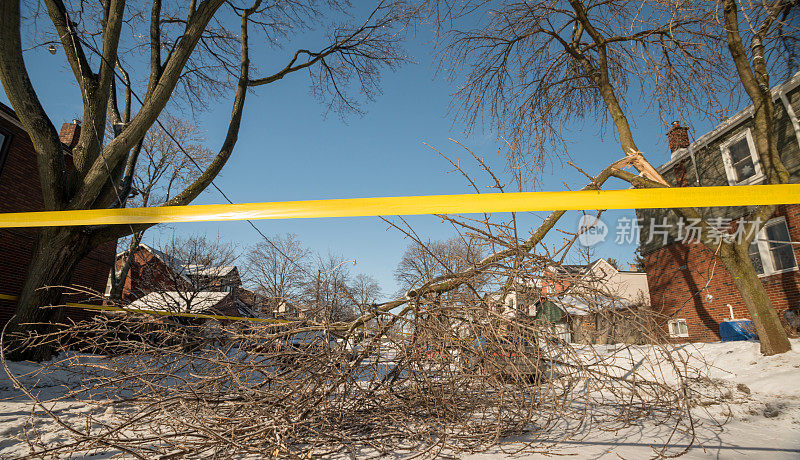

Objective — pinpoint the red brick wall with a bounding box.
[644,204,800,342]
[666,122,690,153]
[0,109,116,327]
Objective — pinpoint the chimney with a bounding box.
[666,121,689,155]
[59,119,81,147]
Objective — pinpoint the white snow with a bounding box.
[128,290,231,313]
[2,339,799,458]
[469,339,800,459]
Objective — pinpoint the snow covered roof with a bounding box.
[129,291,231,314]
[547,259,614,278]
[116,244,238,283]
[182,264,236,278]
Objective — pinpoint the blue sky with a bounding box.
[2,5,728,298]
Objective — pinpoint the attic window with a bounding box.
[720,129,763,185]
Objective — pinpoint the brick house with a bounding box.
[0,102,116,327]
[112,243,257,317]
[636,71,800,342]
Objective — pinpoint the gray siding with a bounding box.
[636,84,800,255]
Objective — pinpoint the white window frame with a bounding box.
[668,319,689,338]
[751,216,799,277]
[720,129,764,185]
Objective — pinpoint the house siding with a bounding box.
[115,248,191,302]
[637,84,800,256]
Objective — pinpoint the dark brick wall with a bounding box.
[645,204,800,342]
[0,108,116,327]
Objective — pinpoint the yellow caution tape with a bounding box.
[0,293,292,324]
[0,184,798,228]
[68,303,293,324]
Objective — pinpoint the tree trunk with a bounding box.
[4,228,92,362]
[109,231,143,301]
[718,243,792,356]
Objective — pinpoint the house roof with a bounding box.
[658,70,800,173]
[182,264,236,277]
[117,243,187,275]
[552,262,596,276]
[547,259,612,278]
[117,243,239,283]
[129,291,230,314]
[0,101,25,130]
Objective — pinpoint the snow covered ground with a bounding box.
[1,339,799,458]
[470,339,800,459]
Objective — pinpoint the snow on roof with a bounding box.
[129,291,230,314]
[551,296,591,316]
[547,259,608,277]
[116,244,237,281]
[182,264,236,278]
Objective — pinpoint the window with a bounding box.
[750,217,798,276]
[720,129,763,185]
[668,319,689,338]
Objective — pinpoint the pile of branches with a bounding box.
[3,295,723,458]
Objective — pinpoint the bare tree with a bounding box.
[394,236,485,296]
[433,0,798,355]
[109,117,215,300]
[350,273,382,310]
[306,252,357,323]
[245,233,310,311]
[0,0,422,360]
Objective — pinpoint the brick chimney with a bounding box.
[666,121,689,155]
[59,119,81,147]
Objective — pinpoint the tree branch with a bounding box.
[0,0,66,209]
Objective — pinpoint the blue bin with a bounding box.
[719,320,757,341]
